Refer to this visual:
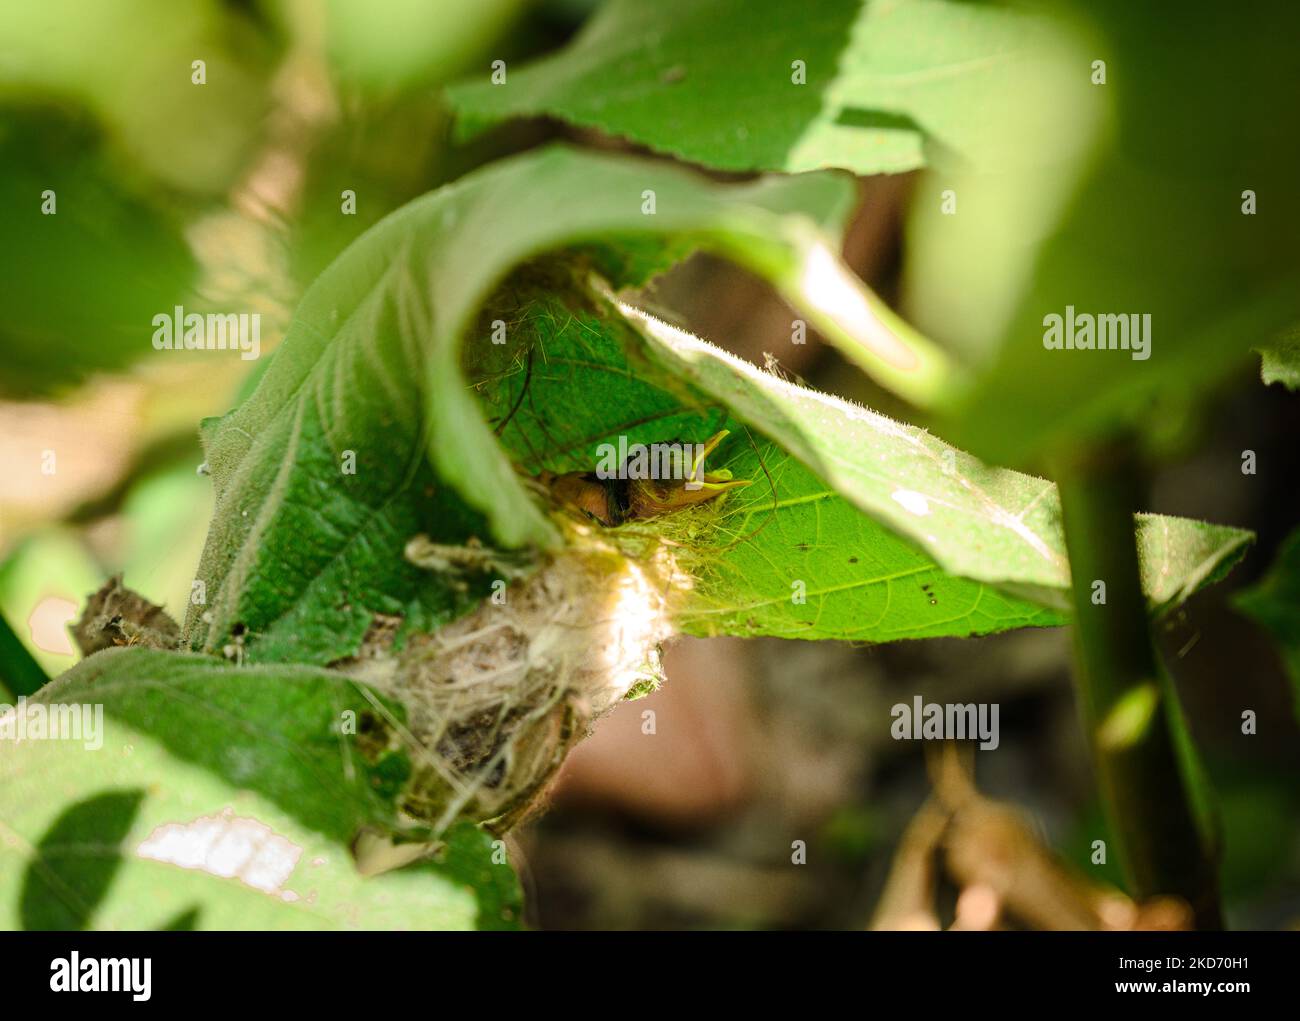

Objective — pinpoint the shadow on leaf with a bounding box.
[20,788,144,931]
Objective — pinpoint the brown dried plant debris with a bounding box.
[870,744,1193,932]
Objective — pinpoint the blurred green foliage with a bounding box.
[0,0,1296,932]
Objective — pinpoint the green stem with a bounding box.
[0,609,48,698]
[1053,442,1222,929]
[709,231,960,411]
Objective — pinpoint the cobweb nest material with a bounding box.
[343,522,691,838]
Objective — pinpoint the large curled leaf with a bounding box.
[471,279,1250,640]
[448,0,1061,176]
[471,281,1061,641]
[0,648,521,930]
[615,298,1254,615]
[188,144,931,663]
[190,144,1252,663]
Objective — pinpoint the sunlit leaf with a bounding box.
[0,648,521,930]
[449,0,1060,176]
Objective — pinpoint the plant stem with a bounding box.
[0,609,48,698]
[704,234,960,411]
[1053,442,1222,929]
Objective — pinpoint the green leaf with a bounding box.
[682,441,1065,640]
[474,281,1062,641]
[448,0,1057,176]
[472,279,1249,640]
[1235,528,1300,717]
[0,648,522,930]
[0,107,197,396]
[927,0,1300,462]
[0,2,270,196]
[188,144,911,663]
[0,608,48,698]
[320,0,528,91]
[190,143,1249,661]
[1257,329,1300,391]
[617,298,1253,614]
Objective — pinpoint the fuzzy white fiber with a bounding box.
[360,529,690,834]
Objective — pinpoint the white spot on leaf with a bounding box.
[891,489,931,516]
[136,810,301,895]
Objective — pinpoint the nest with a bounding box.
[343,526,688,836]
